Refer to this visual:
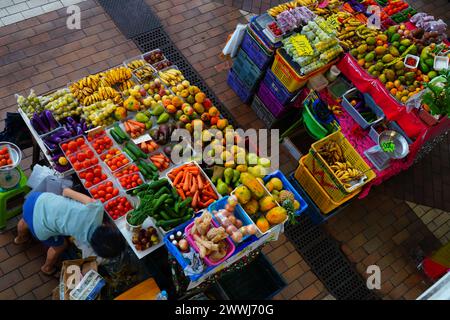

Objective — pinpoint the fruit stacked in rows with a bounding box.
[114,164,140,178]
[0,147,12,168]
[61,137,89,156]
[102,151,130,172]
[119,173,144,190]
[88,132,113,155]
[79,165,108,188]
[105,196,133,220]
[65,142,98,171]
[90,181,120,203]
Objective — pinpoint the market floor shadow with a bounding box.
[380,134,450,212]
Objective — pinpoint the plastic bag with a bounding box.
[222,24,246,58]
[426,19,447,33]
[27,164,73,195]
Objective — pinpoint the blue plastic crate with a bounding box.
[208,196,256,243]
[342,88,385,129]
[263,170,308,216]
[263,69,296,105]
[164,217,214,282]
[241,29,273,70]
[227,69,253,104]
[232,48,263,90]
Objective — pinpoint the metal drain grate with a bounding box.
[97,0,161,38]
[286,175,379,300]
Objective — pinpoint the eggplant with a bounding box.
[32,112,48,133]
[54,163,70,173]
[80,119,88,132]
[44,110,58,130]
[75,125,83,135]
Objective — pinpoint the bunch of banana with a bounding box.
[99,67,132,87]
[330,161,362,185]
[337,18,364,50]
[318,140,344,164]
[328,105,343,116]
[126,59,147,71]
[69,75,101,101]
[355,24,379,39]
[312,0,342,16]
[118,79,136,92]
[158,68,185,86]
[134,65,155,82]
[82,87,123,106]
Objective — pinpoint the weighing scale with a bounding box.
[0,142,29,230]
[364,130,410,171]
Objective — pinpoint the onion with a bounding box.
[178,239,189,252]
[246,224,257,235]
[231,231,243,243]
[225,204,235,212]
[235,219,243,228]
[226,225,237,235]
[228,215,237,225]
[221,218,232,227]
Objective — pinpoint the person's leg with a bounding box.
[14,219,31,245]
[41,238,68,275]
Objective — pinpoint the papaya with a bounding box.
[256,216,270,233]
[234,185,251,204]
[243,199,259,216]
[259,196,277,212]
[266,207,288,225]
[240,172,265,199]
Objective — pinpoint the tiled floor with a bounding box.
[0,0,86,26]
[0,0,449,300]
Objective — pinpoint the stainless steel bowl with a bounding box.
[378,130,409,159]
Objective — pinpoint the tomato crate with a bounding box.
[263,69,297,105]
[241,28,274,70]
[271,49,336,93]
[232,48,263,90]
[310,131,377,194]
[88,180,121,203]
[227,69,254,104]
[295,156,358,214]
[257,82,293,118]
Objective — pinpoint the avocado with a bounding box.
[389,46,400,57]
[390,33,401,43]
[365,52,375,62]
[394,61,404,70]
[382,54,394,63]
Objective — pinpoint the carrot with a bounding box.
[192,190,199,208]
[169,166,184,175]
[168,173,175,180]
[124,121,131,133]
[128,120,146,128]
[183,173,190,191]
[203,199,215,207]
[190,176,197,194]
[197,174,203,190]
[173,171,183,185]
[202,189,216,198]
[177,188,186,200]
[184,166,199,174]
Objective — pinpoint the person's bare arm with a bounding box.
[62,188,95,205]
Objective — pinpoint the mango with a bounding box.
[266,207,288,225]
[382,54,394,63]
[256,216,270,233]
[268,177,283,191]
[357,44,368,54]
[384,69,396,82]
[240,172,265,199]
[259,195,277,212]
[365,52,375,62]
[389,46,400,57]
[234,185,251,204]
[394,61,404,70]
[374,46,386,56]
[243,199,259,216]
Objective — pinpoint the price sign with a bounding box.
[291,34,313,56]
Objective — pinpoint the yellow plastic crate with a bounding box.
[295,156,358,214]
[271,49,337,93]
[310,130,377,194]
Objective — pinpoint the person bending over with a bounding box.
[15,188,125,275]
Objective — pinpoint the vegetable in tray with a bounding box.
[31,110,59,135]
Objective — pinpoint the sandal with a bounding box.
[40,266,57,276]
[14,236,31,245]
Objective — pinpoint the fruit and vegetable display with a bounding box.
[0,147,12,168]
[132,227,160,251]
[130,178,194,231]
[87,131,113,155]
[149,153,171,171]
[211,196,257,243]
[78,165,108,188]
[264,177,301,224]
[114,164,141,178]
[89,181,120,202]
[118,172,144,191]
[105,196,133,220]
[103,152,130,172]
[188,211,233,263]
[167,163,219,211]
[421,69,450,117]
[158,68,185,87]
[234,172,288,233]
[143,49,165,65]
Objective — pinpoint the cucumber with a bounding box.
[140,160,157,173]
[156,215,191,228]
[147,178,169,190]
[123,147,137,161]
[109,130,123,144]
[126,142,147,159]
[114,124,128,141]
[137,163,150,179]
[145,160,158,172]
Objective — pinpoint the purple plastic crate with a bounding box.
[241,29,273,70]
[227,69,253,104]
[257,82,292,118]
[263,69,296,105]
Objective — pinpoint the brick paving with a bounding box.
[0,0,449,300]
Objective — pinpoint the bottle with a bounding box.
[156,290,168,300]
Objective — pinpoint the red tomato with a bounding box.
[85,172,94,181]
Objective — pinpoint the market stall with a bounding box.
[14,47,308,299]
[228,0,449,217]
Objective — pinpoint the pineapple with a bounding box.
[279,190,295,203]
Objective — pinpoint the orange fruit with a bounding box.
[390,88,397,95]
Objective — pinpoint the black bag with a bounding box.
[0,112,33,149]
